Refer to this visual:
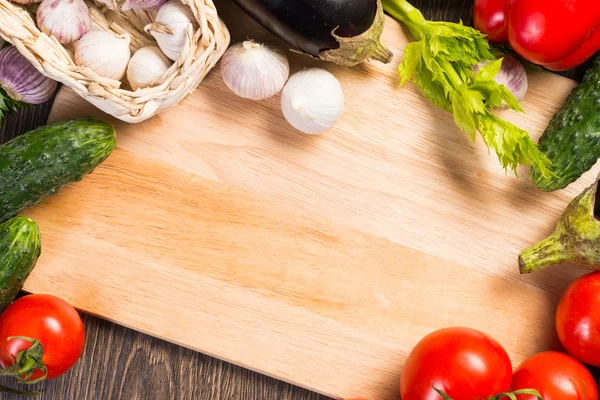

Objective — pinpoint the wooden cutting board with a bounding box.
[21,1,598,399]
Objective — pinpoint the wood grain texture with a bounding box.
[0,313,329,400]
[0,0,592,399]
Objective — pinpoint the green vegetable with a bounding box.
[0,118,116,222]
[381,0,551,176]
[0,217,41,311]
[0,87,29,125]
[531,56,600,191]
[519,174,600,273]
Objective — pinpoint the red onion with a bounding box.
[0,47,57,105]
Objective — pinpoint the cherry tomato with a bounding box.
[556,271,600,367]
[512,351,598,400]
[400,327,512,400]
[0,294,85,381]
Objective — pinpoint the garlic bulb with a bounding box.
[145,1,198,61]
[127,46,173,90]
[37,0,91,44]
[74,31,131,81]
[122,0,168,11]
[220,40,289,101]
[0,46,57,104]
[281,68,344,135]
[475,55,528,106]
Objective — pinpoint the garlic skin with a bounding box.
[74,31,131,81]
[122,0,168,11]
[145,1,198,61]
[0,46,57,104]
[221,40,289,101]
[37,0,91,44]
[475,55,528,106]
[127,46,173,90]
[281,68,344,135]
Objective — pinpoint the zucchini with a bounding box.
[531,56,600,191]
[0,217,41,311]
[0,118,116,222]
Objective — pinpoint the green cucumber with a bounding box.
[0,118,116,222]
[0,217,41,311]
[531,56,600,191]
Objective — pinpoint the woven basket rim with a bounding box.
[0,0,230,123]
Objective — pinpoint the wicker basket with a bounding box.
[0,0,230,123]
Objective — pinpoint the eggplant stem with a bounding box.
[519,232,569,274]
[370,40,394,64]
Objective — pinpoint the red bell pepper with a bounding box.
[474,0,600,71]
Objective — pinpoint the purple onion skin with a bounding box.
[121,0,168,11]
[0,47,58,105]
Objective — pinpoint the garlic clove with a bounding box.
[74,31,131,81]
[145,1,198,61]
[0,46,57,104]
[127,46,173,90]
[221,40,289,101]
[281,68,344,135]
[37,0,91,44]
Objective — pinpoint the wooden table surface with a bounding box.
[0,1,590,399]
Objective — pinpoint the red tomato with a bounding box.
[0,294,85,381]
[556,271,600,367]
[400,327,512,400]
[512,351,597,400]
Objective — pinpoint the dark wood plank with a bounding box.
[0,1,594,399]
[0,314,331,400]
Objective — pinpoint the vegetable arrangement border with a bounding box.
[0,0,230,123]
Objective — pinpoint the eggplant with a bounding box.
[231,0,393,66]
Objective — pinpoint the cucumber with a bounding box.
[0,118,116,222]
[531,56,600,191]
[0,217,41,311]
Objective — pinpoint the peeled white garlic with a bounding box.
[220,40,289,101]
[281,68,344,135]
[74,31,131,81]
[145,1,198,61]
[127,46,173,90]
[37,0,91,44]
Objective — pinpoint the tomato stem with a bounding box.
[0,335,47,395]
[433,386,543,400]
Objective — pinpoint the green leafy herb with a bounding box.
[0,87,29,125]
[382,0,552,176]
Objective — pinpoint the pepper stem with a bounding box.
[519,232,569,274]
